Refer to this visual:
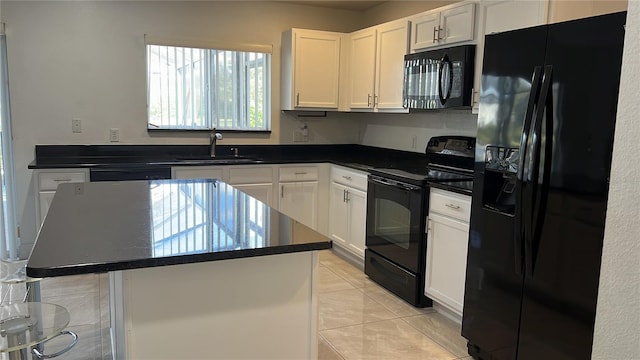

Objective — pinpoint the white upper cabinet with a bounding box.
[472,0,548,110]
[348,20,409,112]
[375,20,410,110]
[410,2,476,52]
[281,29,343,110]
[348,28,377,109]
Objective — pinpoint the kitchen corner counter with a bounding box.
[26,178,331,278]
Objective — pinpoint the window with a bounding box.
[146,41,271,131]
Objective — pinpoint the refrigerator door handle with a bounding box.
[525,65,553,276]
[528,65,554,275]
[515,66,543,275]
[438,54,453,105]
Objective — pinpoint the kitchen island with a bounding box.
[26,179,331,359]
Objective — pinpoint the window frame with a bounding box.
[145,36,272,133]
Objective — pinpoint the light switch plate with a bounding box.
[109,128,120,142]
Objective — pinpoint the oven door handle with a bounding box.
[369,176,421,191]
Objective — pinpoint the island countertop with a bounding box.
[26,179,332,278]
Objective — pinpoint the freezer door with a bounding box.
[462,25,548,360]
[516,11,626,360]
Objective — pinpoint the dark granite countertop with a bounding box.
[26,179,332,278]
[28,144,427,175]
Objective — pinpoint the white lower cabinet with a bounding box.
[328,166,367,259]
[227,166,274,207]
[171,166,225,180]
[279,166,319,230]
[231,183,273,208]
[425,188,471,317]
[35,169,89,228]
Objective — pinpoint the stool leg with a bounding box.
[26,283,43,359]
[7,332,29,360]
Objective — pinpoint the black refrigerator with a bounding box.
[462,12,626,360]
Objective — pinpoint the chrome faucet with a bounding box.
[210,129,223,158]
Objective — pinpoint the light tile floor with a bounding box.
[0,270,110,360]
[0,251,472,359]
[318,250,472,360]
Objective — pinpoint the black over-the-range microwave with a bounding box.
[402,45,475,110]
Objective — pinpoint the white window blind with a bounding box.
[146,37,271,132]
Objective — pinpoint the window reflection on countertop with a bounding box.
[150,180,270,257]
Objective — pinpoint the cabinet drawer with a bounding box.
[429,188,471,222]
[39,171,87,190]
[331,166,367,191]
[228,167,273,184]
[279,166,318,182]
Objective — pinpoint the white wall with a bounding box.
[357,111,477,152]
[1,0,364,250]
[362,0,456,27]
[592,1,640,357]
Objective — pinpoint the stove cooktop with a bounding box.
[369,166,472,186]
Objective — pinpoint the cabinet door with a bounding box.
[172,167,224,180]
[233,183,273,207]
[375,20,409,110]
[410,11,441,51]
[425,213,470,316]
[473,0,547,108]
[348,28,377,109]
[294,31,341,108]
[439,3,476,45]
[279,181,318,230]
[39,191,56,226]
[347,187,367,258]
[329,182,350,248]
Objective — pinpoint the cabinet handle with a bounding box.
[437,26,443,41]
[346,190,350,203]
[374,95,379,106]
[281,185,284,198]
[433,26,438,43]
[54,178,73,182]
[343,189,346,202]
[294,172,307,175]
[296,93,300,106]
[342,175,352,181]
[367,94,372,107]
[445,203,461,210]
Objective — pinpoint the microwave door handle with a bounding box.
[438,54,453,105]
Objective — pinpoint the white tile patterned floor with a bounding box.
[318,250,473,360]
[1,251,473,359]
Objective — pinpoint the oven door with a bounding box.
[366,175,426,273]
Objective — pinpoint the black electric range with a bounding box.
[364,136,475,307]
[369,136,475,191]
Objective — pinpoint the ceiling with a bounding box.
[280,1,387,11]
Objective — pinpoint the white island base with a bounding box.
[110,251,320,359]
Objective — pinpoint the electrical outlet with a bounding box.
[109,128,120,142]
[293,129,308,142]
[411,135,418,149]
[72,119,82,133]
